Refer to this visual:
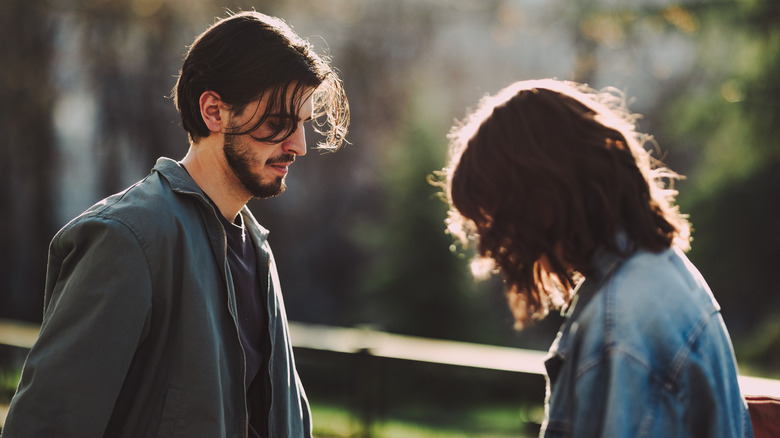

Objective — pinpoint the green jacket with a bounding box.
[3,158,312,437]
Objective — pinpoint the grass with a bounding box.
[310,399,543,438]
[0,367,21,403]
[0,397,541,437]
[0,367,543,437]
[0,367,22,433]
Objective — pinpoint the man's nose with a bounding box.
[283,123,307,156]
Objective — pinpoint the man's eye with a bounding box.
[267,117,296,131]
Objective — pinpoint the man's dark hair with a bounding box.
[443,79,690,327]
[172,11,348,149]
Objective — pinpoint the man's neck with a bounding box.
[180,139,251,222]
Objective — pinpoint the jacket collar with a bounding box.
[153,157,203,195]
[152,157,270,243]
[561,232,633,324]
[544,234,631,372]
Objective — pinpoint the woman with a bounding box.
[442,79,753,437]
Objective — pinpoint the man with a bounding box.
[3,11,348,438]
[441,79,753,437]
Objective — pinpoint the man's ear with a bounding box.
[199,91,224,133]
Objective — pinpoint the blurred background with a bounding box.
[1,0,779,436]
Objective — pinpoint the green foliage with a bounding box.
[353,107,474,341]
[683,161,780,337]
[659,0,780,367]
[350,90,509,344]
[736,317,780,378]
[0,367,21,404]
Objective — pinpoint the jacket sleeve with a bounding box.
[569,349,667,437]
[3,215,153,438]
[564,347,748,438]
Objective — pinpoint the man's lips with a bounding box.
[267,153,296,175]
[268,160,294,175]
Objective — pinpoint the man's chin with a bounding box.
[254,188,285,199]
[248,179,286,199]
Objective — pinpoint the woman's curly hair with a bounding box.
[442,79,690,328]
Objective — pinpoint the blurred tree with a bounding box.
[57,0,236,196]
[0,0,57,321]
[76,0,186,194]
[352,103,498,343]
[569,0,600,84]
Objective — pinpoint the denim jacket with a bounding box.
[3,158,311,438]
[541,246,753,438]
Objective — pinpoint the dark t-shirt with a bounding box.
[213,204,268,438]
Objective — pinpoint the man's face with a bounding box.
[223,90,313,199]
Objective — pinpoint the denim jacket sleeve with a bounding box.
[546,345,721,437]
[3,214,153,437]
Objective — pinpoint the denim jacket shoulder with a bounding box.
[542,247,753,438]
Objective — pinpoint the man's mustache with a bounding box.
[266,153,296,165]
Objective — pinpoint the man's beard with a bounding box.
[223,134,288,199]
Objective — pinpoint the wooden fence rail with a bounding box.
[2,317,780,397]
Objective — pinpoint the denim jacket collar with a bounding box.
[545,235,631,374]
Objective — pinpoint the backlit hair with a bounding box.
[443,79,690,328]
